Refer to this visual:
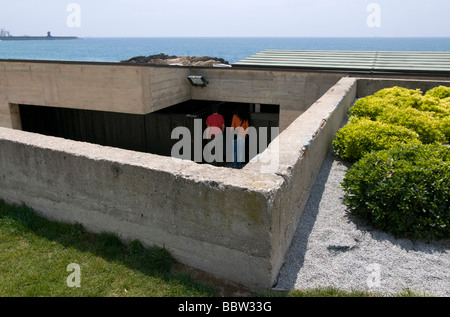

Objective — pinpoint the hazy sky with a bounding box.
[1,0,450,37]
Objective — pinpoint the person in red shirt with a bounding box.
[205,104,225,138]
[204,104,225,164]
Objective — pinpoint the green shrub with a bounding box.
[425,86,450,99]
[373,86,423,99]
[440,116,450,143]
[441,97,450,107]
[372,86,423,109]
[349,96,394,120]
[377,106,446,144]
[333,117,421,162]
[349,87,421,120]
[349,87,450,144]
[416,96,450,119]
[341,144,450,241]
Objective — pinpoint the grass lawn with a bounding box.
[0,200,215,297]
[0,199,427,297]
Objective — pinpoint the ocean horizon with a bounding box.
[1,37,450,64]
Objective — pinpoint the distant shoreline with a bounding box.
[0,36,80,41]
[0,31,79,41]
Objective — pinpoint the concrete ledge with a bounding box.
[0,61,191,117]
[356,77,450,96]
[246,77,358,281]
[0,77,358,289]
[0,60,344,133]
[0,128,283,288]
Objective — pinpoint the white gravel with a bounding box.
[275,149,450,297]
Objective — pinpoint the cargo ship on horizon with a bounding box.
[0,30,80,41]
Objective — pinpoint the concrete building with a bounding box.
[0,51,449,289]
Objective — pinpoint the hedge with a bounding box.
[333,117,421,162]
[341,144,450,241]
[335,86,450,241]
[345,86,450,145]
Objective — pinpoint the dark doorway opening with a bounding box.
[19,100,279,167]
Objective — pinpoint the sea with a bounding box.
[0,37,450,64]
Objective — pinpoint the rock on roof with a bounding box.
[121,53,229,67]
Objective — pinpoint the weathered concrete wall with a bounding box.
[148,66,191,112]
[0,126,282,288]
[0,60,343,132]
[246,77,358,281]
[189,68,343,130]
[0,61,191,128]
[0,76,357,289]
[2,60,450,134]
[356,77,450,97]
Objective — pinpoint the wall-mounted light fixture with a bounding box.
[187,75,208,87]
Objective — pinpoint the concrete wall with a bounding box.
[189,68,343,130]
[356,77,450,97]
[2,59,448,289]
[148,66,191,112]
[0,75,357,289]
[246,77,358,280]
[2,60,449,133]
[0,127,281,288]
[0,61,191,128]
[0,60,343,132]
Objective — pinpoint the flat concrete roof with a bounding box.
[233,50,450,75]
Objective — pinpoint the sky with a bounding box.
[1,0,450,38]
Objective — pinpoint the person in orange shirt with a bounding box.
[230,110,249,169]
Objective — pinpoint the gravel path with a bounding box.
[275,149,450,297]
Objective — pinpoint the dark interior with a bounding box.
[19,100,279,166]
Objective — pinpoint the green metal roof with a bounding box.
[233,50,450,74]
